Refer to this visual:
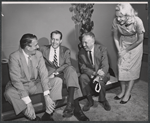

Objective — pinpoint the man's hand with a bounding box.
[53,72,59,75]
[49,74,55,78]
[44,95,55,114]
[97,69,105,76]
[49,72,59,78]
[25,103,36,120]
[97,69,105,80]
[93,76,100,83]
[91,75,94,79]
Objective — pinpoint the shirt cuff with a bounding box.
[54,72,59,75]
[22,96,31,104]
[44,90,50,96]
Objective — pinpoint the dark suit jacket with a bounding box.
[39,45,71,76]
[78,43,110,80]
[6,48,50,98]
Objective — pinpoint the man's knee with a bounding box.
[4,88,17,101]
[79,74,89,81]
[79,74,90,85]
[54,77,63,85]
[65,66,77,73]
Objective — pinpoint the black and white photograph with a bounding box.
[1,1,148,121]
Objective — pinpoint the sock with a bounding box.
[67,87,75,104]
[87,94,93,104]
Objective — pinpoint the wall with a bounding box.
[132,4,148,38]
[2,3,148,76]
[92,4,117,75]
[2,4,77,59]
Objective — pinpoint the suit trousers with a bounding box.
[79,74,108,102]
[56,66,83,100]
[4,77,62,115]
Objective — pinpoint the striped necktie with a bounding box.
[53,49,58,67]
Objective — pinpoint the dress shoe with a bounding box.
[41,112,54,121]
[99,100,111,111]
[120,95,131,104]
[74,110,90,121]
[63,102,74,117]
[114,95,124,100]
[31,116,41,121]
[82,100,94,111]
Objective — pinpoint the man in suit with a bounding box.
[40,30,89,121]
[4,33,62,121]
[78,32,111,112]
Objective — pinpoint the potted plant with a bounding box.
[69,3,94,49]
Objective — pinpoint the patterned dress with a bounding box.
[112,16,145,81]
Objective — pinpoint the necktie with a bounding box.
[53,49,58,67]
[28,56,35,80]
[88,51,93,65]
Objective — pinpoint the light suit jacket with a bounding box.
[6,48,50,98]
[78,43,110,81]
[39,45,71,76]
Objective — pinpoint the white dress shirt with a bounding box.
[22,50,50,104]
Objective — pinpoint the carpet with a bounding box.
[13,79,148,121]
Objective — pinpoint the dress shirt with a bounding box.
[49,46,60,66]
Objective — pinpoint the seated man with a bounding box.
[78,32,111,112]
[39,30,89,121]
[4,33,62,121]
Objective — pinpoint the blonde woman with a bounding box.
[112,3,145,104]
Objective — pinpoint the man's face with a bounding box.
[51,33,62,49]
[27,38,39,55]
[116,11,127,25]
[82,35,95,51]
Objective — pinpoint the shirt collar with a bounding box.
[22,49,29,58]
[91,45,94,53]
[50,46,60,51]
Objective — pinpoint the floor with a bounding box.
[12,79,148,121]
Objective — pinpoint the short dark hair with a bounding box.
[50,30,62,40]
[82,32,95,40]
[20,33,37,49]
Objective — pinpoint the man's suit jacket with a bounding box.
[6,48,50,98]
[78,43,110,80]
[39,45,71,76]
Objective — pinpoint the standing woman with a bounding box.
[112,3,145,104]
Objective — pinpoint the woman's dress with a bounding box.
[112,16,145,81]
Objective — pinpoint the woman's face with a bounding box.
[116,11,127,25]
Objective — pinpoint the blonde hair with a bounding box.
[115,3,138,17]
